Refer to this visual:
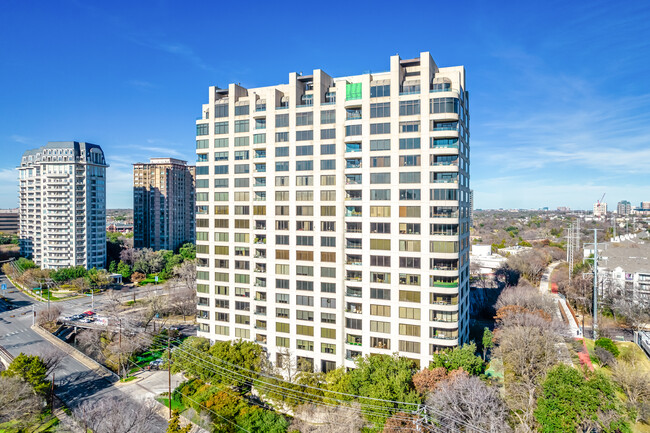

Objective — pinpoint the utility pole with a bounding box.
[584,229,601,340]
[32,304,35,326]
[168,332,172,418]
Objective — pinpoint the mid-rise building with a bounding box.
[18,142,108,269]
[0,209,19,234]
[195,52,470,371]
[593,202,607,218]
[617,200,632,216]
[133,158,196,251]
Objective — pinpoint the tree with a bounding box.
[130,271,146,283]
[169,282,196,321]
[534,364,630,433]
[104,333,151,378]
[36,304,62,325]
[382,412,419,433]
[75,329,106,363]
[494,264,520,287]
[117,260,132,280]
[166,410,191,433]
[595,337,620,357]
[208,339,266,388]
[612,361,650,423]
[495,282,556,316]
[346,354,421,429]
[73,395,160,433]
[174,260,196,292]
[426,373,512,433]
[86,268,111,289]
[178,243,196,261]
[412,367,448,395]
[594,347,617,367]
[1,353,48,394]
[0,376,43,427]
[289,403,365,433]
[38,347,66,377]
[482,327,494,361]
[71,277,89,293]
[430,342,485,375]
[613,298,650,334]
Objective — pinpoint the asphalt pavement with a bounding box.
[0,274,168,431]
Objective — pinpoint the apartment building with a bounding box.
[18,142,108,270]
[0,209,19,234]
[594,202,607,218]
[617,200,632,216]
[133,158,196,251]
[195,52,470,371]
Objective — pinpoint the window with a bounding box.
[399,138,421,150]
[399,239,420,252]
[296,145,313,156]
[276,293,289,304]
[369,206,391,217]
[296,191,313,201]
[235,104,249,116]
[296,295,314,306]
[370,189,391,200]
[370,156,391,168]
[429,241,459,253]
[345,125,362,136]
[399,340,420,354]
[297,310,314,321]
[321,221,336,231]
[276,337,290,348]
[297,280,314,291]
[346,318,362,330]
[399,324,421,337]
[296,112,313,126]
[253,133,266,143]
[214,138,228,148]
[399,100,420,116]
[321,110,335,124]
[370,102,390,118]
[399,290,421,302]
[399,121,420,133]
[296,236,314,246]
[370,123,390,135]
[322,313,336,324]
[399,155,420,167]
[214,121,228,134]
[399,172,421,183]
[371,288,391,300]
[319,159,335,170]
[296,339,314,351]
[296,130,313,141]
[276,131,289,142]
[321,251,336,262]
[399,307,421,320]
[275,147,289,157]
[370,239,391,250]
[370,173,391,184]
[370,255,391,267]
[321,328,336,339]
[196,123,208,136]
[255,118,266,129]
[321,236,336,247]
[235,136,249,147]
[276,322,290,333]
[321,190,336,201]
[276,308,290,319]
[370,305,391,317]
[431,189,458,200]
[430,97,459,114]
[399,189,421,200]
[276,161,289,171]
[370,223,391,234]
[234,164,249,174]
[321,144,336,155]
[296,206,313,216]
[325,91,336,104]
[370,83,390,98]
[321,297,336,309]
[346,82,362,100]
[321,206,336,216]
[196,139,209,149]
[234,150,249,160]
[370,139,390,151]
[234,120,249,133]
[215,103,228,118]
[276,114,289,128]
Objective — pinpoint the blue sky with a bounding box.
[0,0,649,210]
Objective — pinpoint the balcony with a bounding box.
[346,287,362,298]
[254,180,266,187]
[345,159,362,169]
[254,250,266,259]
[254,278,267,288]
[345,303,362,314]
[345,349,362,361]
[345,175,362,185]
[255,222,266,230]
[346,334,362,345]
[345,207,362,217]
[345,255,362,265]
[254,265,267,273]
[346,271,362,282]
[345,190,362,201]
[346,239,362,249]
[254,236,266,245]
[254,307,267,316]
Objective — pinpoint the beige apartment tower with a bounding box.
[133,158,196,251]
[19,142,108,270]
[195,52,470,371]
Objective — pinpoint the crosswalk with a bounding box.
[0,326,30,339]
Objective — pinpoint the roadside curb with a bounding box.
[31,324,119,381]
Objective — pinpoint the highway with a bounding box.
[0,274,168,431]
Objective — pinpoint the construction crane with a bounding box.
[597,193,606,205]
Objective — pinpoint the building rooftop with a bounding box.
[602,240,650,274]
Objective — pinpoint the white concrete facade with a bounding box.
[195,52,470,371]
[18,142,108,270]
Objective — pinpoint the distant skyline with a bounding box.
[1,0,649,210]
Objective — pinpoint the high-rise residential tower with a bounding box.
[133,158,196,251]
[18,142,108,270]
[195,52,470,371]
[617,200,631,216]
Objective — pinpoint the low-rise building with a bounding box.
[595,240,650,303]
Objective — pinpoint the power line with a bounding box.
[133,333,489,433]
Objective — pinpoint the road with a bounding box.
[0,274,169,431]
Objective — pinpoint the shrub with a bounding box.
[131,272,146,283]
[595,337,620,357]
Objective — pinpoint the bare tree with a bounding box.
[103,289,124,318]
[612,361,650,423]
[426,374,512,433]
[75,329,105,363]
[104,332,152,378]
[495,282,556,316]
[38,347,67,376]
[290,403,366,433]
[169,283,196,321]
[275,348,300,382]
[0,376,43,427]
[612,298,650,334]
[36,304,62,325]
[174,260,196,292]
[382,412,419,433]
[73,395,160,433]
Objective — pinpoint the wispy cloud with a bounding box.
[10,134,30,144]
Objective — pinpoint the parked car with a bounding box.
[148,359,164,370]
